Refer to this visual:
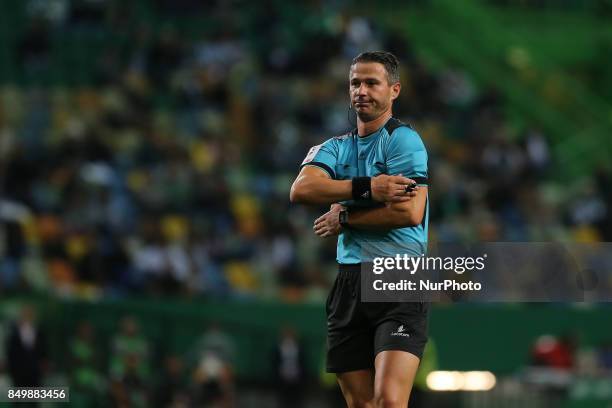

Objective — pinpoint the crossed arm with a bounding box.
[290,166,427,237]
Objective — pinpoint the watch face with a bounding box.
[339,210,348,226]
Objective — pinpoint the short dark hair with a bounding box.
[351,51,400,84]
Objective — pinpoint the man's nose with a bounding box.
[355,83,367,96]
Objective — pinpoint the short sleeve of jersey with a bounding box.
[299,138,338,179]
[386,127,428,185]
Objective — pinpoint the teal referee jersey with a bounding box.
[300,118,429,264]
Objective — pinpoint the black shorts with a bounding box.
[326,264,429,373]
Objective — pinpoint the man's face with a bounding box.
[349,62,400,122]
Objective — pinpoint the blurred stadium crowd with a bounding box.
[2,0,612,301]
[2,0,611,301]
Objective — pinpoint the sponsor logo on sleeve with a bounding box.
[302,144,323,165]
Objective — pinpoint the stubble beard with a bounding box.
[356,101,388,123]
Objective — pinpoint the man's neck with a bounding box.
[357,110,392,137]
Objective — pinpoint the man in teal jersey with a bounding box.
[290,51,429,408]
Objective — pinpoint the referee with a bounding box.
[290,51,429,408]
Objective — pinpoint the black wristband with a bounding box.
[352,177,372,200]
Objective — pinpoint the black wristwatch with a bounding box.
[339,208,349,227]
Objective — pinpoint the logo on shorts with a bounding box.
[391,324,410,337]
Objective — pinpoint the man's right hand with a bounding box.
[371,174,419,202]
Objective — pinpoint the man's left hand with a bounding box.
[313,204,345,238]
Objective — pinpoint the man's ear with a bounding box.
[391,82,401,101]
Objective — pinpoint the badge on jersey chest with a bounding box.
[302,144,322,165]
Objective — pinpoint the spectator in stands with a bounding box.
[189,324,236,407]
[272,326,306,408]
[109,354,149,408]
[110,316,150,381]
[5,305,48,387]
[191,350,234,408]
[156,354,189,408]
[70,321,104,395]
[0,201,28,291]
[531,334,576,370]
[191,324,236,366]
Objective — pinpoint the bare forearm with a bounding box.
[347,203,423,230]
[291,166,420,206]
[290,175,353,205]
